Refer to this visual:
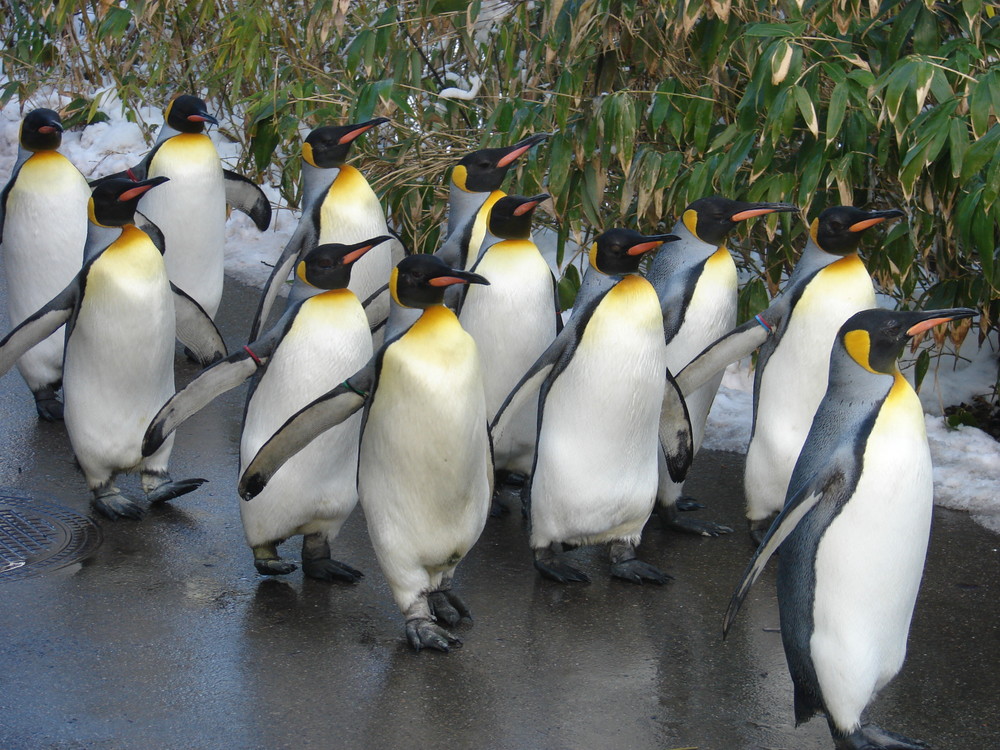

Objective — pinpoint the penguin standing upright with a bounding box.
[493,229,693,584]
[249,118,400,340]
[240,254,492,652]
[0,108,90,419]
[143,238,389,578]
[382,133,549,340]
[644,197,798,535]
[99,94,271,326]
[724,306,975,750]
[459,193,560,487]
[0,177,225,518]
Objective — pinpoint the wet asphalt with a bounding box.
[0,276,998,750]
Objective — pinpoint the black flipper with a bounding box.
[170,283,227,366]
[134,211,166,255]
[0,282,79,376]
[248,220,317,340]
[675,317,772,397]
[239,361,376,500]
[659,368,693,483]
[223,169,271,230]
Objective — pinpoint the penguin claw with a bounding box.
[254,558,298,576]
[34,396,64,422]
[428,590,472,626]
[675,495,705,511]
[302,558,363,583]
[405,618,462,653]
[146,477,207,504]
[92,492,145,521]
[609,558,672,585]
[657,504,733,537]
[834,724,930,750]
[533,556,591,584]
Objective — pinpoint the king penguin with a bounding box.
[675,205,905,542]
[240,254,492,652]
[492,229,693,584]
[143,237,390,579]
[97,94,271,331]
[382,133,549,340]
[459,193,560,494]
[0,108,90,419]
[0,176,225,519]
[645,196,798,536]
[249,118,401,341]
[723,306,975,750]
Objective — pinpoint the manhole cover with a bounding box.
[0,490,102,581]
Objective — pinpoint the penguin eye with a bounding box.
[317,258,334,269]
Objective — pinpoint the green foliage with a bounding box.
[2,0,999,350]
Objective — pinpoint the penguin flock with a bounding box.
[0,97,975,749]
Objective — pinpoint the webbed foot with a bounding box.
[533,545,590,583]
[657,503,733,537]
[834,723,930,749]
[302,557,363,583]
[34,391,64,422]
[428,589,472,626]
[254,558,297,576]
[675,495,704,511]
[92,486,144,520]
[145,476,207,504]
[405,617,462,652]
[748,513,778,546]
[608,540,671,584]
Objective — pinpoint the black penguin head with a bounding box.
[839,307,976,375]
[487,194,549,240]
[390,254,489,309]
[589,229,680,276]
[88,176,169,227]
[302,118,389,168]
[296,236,392,290]
[682,196,799,245]
[164,95,218,133]
[811,206,906,256]
[452,132,549,193]
[20,108,64,152]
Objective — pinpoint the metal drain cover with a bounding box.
[0,489,101,581]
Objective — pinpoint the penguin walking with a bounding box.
[459,194,560,491]
[143,238,388,579]
[249,118,400,341]
[383,133,549,340]
[0,177,225,519]
[676,206,905,542]
[240,255,492,652]
[492,229,693,584]
[0,108,90,419]
[645,197,798,536]
[96,94,271,328]
[723,306,975,750]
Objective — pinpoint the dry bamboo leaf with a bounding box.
[334,0,351,35]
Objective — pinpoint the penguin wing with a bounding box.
[223,170,272,231]
[238,362,375,500]
[248,219,317,340]
[142,326,283,457]
[722,461,849,637]
[88,152,152,187]
[361,282,390,335]
[171,283,228,365]
[675,317,772,396]
[0,164,23,242]
[134,212,167,255]
[0,281,80,376]
[659,368,694,482]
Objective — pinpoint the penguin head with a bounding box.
[296,236,392,290]
[389,254,489,309]
[164,95,218,133]
[302,118,389,168]
[589,229,680,276]
[682,196,799,245]
[839,307,976,376]
[487,194,550,240]
[88,176,169,227]
[452,132,549,193]
[811,206,906,256]
[20,108,64,152]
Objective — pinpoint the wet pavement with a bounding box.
[0,277,998,750]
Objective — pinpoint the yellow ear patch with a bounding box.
[452,164,469,192]
[683,208,699,238]
[87,197,99,226]
[588,241,602,274]
[302,142,316,168]
[809,217,820,246]
[389,265,404,306]
[843,329,879,373]
[296,259,310,286]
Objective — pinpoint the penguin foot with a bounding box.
[675,495,705,511]
[748,514,778,546]
[254,558,298,576]
[34,394,64,421]
[656,503,733,537]
[833,724,930,750]
[489,496,510,517]
[302,557,363,584]
[91,487,145,521]
[609,558,672,585]
[405,617,462,653]
[145,477,208,504]
[533,547,590,583]
[428,590,472,626]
